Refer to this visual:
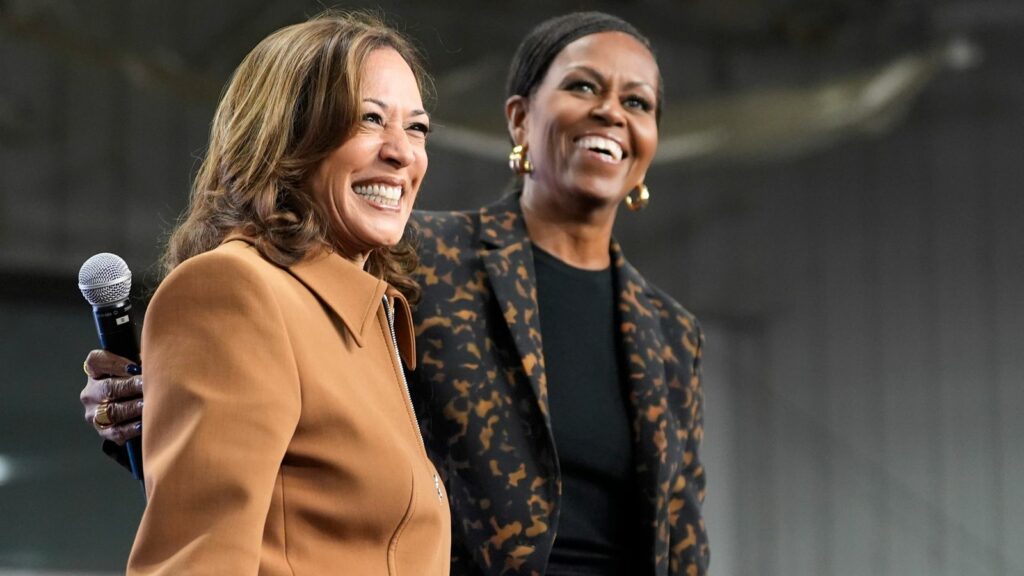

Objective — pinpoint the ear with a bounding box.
[505,95,529,145]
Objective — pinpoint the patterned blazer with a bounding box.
[408,192,708,576]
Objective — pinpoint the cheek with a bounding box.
[634,123,659,168]
[309,166,332,210]
[533,122,568,172]
[526,108,564,150]
[410,149,428,193]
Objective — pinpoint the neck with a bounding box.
[519,185,618,270]
[329,242,369,270]
[349,253,369,269]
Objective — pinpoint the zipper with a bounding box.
[383,296,443,502]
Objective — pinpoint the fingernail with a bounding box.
[126,364,141,375]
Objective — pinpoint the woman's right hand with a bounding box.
[81,349,144,445]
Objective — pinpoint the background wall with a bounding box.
[1,0,1020,574]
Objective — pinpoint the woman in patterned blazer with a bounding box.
[408,14,707,575]
[81,11,706,576]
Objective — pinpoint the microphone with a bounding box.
[78,253,144,483]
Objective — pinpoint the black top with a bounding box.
[533,245,650,575]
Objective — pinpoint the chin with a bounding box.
[568,185,625,207]
[375,231,407,249]
[560,174,622,200]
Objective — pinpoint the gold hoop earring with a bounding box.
[624,183,650,211]
[508,144,533,175]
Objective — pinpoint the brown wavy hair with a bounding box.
[161,10,431,303]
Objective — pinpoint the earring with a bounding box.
[624,183,650,211]
[508,144,533,175]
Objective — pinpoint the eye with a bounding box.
[565,80,597,95]
[362,112,385,126]
[407,122,431,137]
[623,95,653,112]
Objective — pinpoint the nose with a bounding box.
[590,95,626,126]
[380,125,415,168]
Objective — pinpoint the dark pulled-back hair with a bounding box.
[505,11,662,122]
[163,10,431,303]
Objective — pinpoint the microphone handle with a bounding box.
[93,301,140,363]
[93,300,145,483]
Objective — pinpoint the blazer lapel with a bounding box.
[478,194,550,418]
[612,239,678,573]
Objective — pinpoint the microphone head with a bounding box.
[78,253,132,306]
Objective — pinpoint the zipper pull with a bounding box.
[434,473,443,501]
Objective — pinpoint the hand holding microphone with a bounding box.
[78,253,145,482]
[81,351,144,443]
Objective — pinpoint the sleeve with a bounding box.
[127,251,301,575]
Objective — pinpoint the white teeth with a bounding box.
[353,184,402,207]
[575,135,623,161]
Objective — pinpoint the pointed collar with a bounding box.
[221,235,416,368]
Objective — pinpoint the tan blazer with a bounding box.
[128,238,450,575]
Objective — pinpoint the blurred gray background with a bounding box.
[1,0,1021,574]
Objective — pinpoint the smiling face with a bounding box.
[310,47,429,264]
[508,31,659,211]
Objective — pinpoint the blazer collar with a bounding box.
[476,196,678,556]
[474,193,664,422]
[477,193,551,417]
[221,235,416,369]
[479,192,529,249]
[611,237,680,566]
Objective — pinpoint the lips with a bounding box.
[352,183,402,208]
[574,135,624,162]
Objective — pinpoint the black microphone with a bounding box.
[78,253,144,483]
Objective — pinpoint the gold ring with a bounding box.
[83,361,90,376]
[94,401,114,429]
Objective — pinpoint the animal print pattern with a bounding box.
[408,193,708,576]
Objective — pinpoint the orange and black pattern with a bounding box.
[408,193,708,576]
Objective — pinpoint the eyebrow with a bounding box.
[564,65,656,93]
[363,98,428,119]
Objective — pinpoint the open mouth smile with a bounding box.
[353,183,402,208]
[574,135,624,162]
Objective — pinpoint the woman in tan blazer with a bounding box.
[122,12,449,575]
